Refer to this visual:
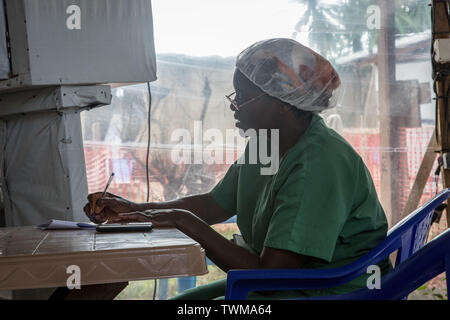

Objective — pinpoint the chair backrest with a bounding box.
[225,189,450,300]
[387,188,450,267]
[312,228,450,300]
[300,188,450,282]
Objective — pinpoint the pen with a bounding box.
[91,172,115,221]
[101,172,115,199]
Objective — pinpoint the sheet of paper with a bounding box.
[37,219,97,230]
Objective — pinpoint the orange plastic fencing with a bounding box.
[84,126,447,238]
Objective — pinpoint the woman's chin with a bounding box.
[235,121,247,130]
[235,121,254,136]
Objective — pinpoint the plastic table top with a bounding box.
[0,226,207,290]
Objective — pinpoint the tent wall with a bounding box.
[2,0,157,91]
[0,86,111,226]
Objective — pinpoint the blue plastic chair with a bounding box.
[304,228,450,300]
[225,188,450,300]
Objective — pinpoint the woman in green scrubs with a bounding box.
[84,38,391,299]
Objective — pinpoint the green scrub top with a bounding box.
[210,114,391,297]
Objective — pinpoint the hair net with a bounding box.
[236,38,341,112]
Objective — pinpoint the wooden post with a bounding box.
[401,132,438,219]
[432,0,450,227]
[377,0,398,225]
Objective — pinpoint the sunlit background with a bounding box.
[78,0,445,299]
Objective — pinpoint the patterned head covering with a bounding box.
[236,38,341,112]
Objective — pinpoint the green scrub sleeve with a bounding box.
[264,157,355,263]
[209,162,239,215]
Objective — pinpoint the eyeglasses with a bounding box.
[225,91,267,111]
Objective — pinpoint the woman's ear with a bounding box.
[279,104,292,114]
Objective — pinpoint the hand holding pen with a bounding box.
[84,172,141,223]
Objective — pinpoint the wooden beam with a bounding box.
[401,132,438,219]
[432,0,450,227]
[377,0,398,224]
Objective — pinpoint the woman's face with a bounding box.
[231,69,285,132]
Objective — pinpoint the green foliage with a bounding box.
[413,281,448,300]
[292,0,431,59]
[395,0,431,34]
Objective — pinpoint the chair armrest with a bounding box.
[225,239,399,300]
[225,190,450,300]
[225,267,362,300]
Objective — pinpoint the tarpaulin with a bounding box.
[0,86,111,226]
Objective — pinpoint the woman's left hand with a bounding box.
[108,208,193,228]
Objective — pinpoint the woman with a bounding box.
[84,38,391,299]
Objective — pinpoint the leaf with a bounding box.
[416,285,427,291]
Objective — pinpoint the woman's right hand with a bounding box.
[83,192,138,223]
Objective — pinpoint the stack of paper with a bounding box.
[37,219,97,230]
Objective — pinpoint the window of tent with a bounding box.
[79,0,444,299]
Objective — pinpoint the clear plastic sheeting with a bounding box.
[80,0,447,298]
[81,56,237,204]
[236,38,341,112]
[82,1,438,225]
[0,226,207,290]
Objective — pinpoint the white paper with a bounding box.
[37,219,96,230]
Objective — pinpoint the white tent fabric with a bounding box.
[3,0,157,87]
[0,86,111,226]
